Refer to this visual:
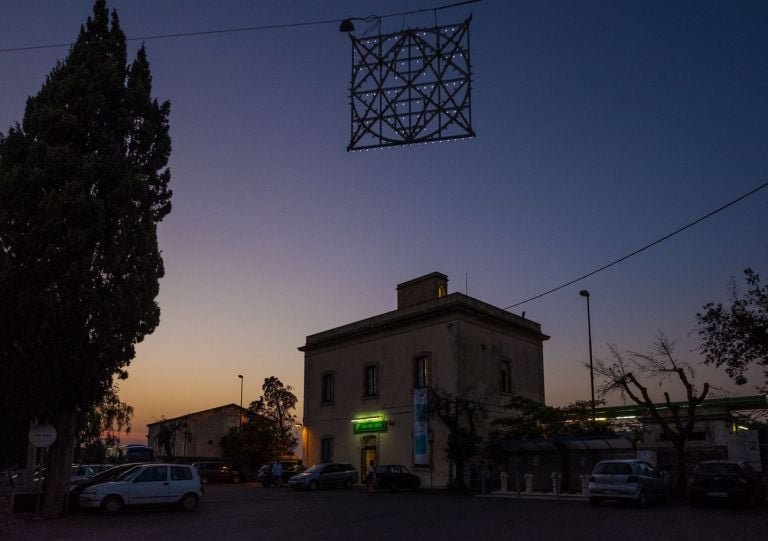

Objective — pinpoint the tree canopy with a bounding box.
[697,268,768,392]
[222,376,299,470]
[491,396,610,440]
[0,0,171,516]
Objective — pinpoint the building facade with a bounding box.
[146,404,246,461]
[300,272,548,487]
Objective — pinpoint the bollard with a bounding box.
[524,473,534,493]
[551,472,561,496]
[500,472,509,493]
[580,474,590,496]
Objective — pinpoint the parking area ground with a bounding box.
[1,482,765,541]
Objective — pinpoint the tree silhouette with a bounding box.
[594,334,710,497]
[697,268,768,392]
[0,0,171,516]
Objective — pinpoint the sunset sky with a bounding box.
[2,1,767,445]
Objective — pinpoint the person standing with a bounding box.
[272,461,284,488]
[366,460,377,495]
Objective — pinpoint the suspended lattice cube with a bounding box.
[347,17,475,151]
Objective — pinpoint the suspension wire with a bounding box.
[502,180,768,310]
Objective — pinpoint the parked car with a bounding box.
[70,464,101,484]
[79,463,203,514]
[257,463,305,487]
[689,460,766,508]
[68,463,144,509]
[193,462,241,484]
[288,463,358,490]
[588,459,669,507]
[374,465,420,491]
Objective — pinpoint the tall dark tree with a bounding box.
[429,386,486,489]
[0,1,171,517]
[593,334,710,498]
[697,268,768,392]
[250,377,298,458]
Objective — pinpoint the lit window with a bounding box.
[364,365,378,397]
[414,355,430,388]
[321,372,335,403]
[437,285,446,298]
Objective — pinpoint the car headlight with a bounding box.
[82,487,98,495]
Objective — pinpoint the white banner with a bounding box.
[413,388,429,465]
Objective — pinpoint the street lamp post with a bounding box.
[579,290,596,424]
[238,374,244,430]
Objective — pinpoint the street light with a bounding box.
[579,290,596,424]
[238,375,244,430]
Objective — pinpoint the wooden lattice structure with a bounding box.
[347,17,475,151]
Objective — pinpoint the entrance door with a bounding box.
[361,435,377,475]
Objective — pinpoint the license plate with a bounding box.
[706,491,728,498]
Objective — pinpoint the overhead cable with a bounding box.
[503,180,768,310]
[0,0,481,54]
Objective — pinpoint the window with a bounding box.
[320,436,334,463]
[363,364,378,397]
[135,466,167,483]
[414,355,430,388]
[171,466,193,481]
[499,360,512,394]
[321,372,335,403]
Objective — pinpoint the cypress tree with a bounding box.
[0,0,171,516]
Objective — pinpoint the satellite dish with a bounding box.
[28,424,57,448]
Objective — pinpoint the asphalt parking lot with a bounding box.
[2,483,765,541]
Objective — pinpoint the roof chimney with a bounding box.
[396,272,448,310]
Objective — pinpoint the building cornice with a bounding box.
[299,292,548,353]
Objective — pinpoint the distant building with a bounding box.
[299,272,548,487]
[146,404,246,460]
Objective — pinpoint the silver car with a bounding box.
[79,463,203,514]
[288,463,358,490]
[588,459,669,507]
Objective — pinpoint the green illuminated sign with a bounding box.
[351,418,387,433]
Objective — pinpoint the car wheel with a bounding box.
[100,495,123,515]
[200,476,209,485]
[309,480,319,491]
[589,497,602,507]
[344,477,353,489]
[232,476,241,484]
[636,490,648,508]
[179,493,199,512]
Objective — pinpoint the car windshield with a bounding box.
[113,465,142,481]
[594,462,633,475]
[696,463,742,475]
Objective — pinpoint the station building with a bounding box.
[299,272,548,487]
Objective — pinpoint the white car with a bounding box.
[79,463,203,514]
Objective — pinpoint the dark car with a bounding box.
[689,460,766,508]
[374,465,420,491]
[288,463,358,490]
[68,463,143,509]
[193,462,241,484]
[257,463,305,487]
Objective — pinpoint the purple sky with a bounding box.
[2,1,767,442]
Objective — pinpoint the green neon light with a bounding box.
[350,416,384,424]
